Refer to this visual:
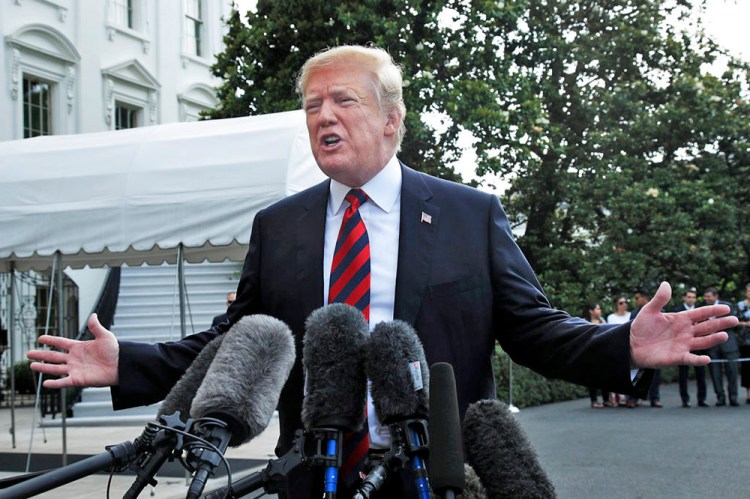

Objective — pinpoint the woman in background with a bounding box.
[583,303,609,408]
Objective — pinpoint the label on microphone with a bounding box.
[408,361,423,391]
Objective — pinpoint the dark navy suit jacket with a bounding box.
[113,164,650,494]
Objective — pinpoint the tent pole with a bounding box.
[8,262,16,449]
[178,244,186,340]
[55,252,68,466]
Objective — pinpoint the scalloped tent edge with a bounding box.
[0,109,325,272]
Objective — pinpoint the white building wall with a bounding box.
[0,0,231,141]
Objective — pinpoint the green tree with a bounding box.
[208,0,750,312]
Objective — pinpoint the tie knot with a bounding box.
[345,189,368,211]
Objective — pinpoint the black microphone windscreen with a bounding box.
[190,315,296,446]
[158,334,225,420]
[463,399,555,498]
[365,320,429,423]
[428,362,465,494]
[301,303,369,431]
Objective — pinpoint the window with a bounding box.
[23,77,52,138]
[111,0,134,28]
[115,103,138,129]
[184,0,203,57]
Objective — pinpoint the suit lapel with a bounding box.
[295,180,329,314]
[394,164,439,325]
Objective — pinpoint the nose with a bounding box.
[316,99,336,126]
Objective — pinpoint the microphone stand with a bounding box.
[203,427,342,499]
[0,412,186,499]
[354,418,431,499]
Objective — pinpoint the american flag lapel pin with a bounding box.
[420,212,432,224]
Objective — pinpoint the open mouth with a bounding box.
[322,135,341,147]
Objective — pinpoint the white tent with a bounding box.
[0,110,325,456]
[0,109,325,272]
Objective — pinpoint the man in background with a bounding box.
[703,287,739,406]
[211,291,236,328]
[675,288,707,407]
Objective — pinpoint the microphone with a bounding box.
[186,314,296,499]
[360,320,431,499]
[428,362,465,499]
[463,399,555,498]
[158,333,226,420]
[301,303,369,498]
[462,464,488,499]
[125,333,227,498]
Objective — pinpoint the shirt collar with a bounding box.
[329,155,402,214]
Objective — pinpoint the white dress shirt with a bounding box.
[323,155,401,448]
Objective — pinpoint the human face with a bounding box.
[616,298,629,311]
[591,304,602,320]
[703,291,717,305]
[684,292,696,307]
[304,64,400,187]
[634,293,648,307]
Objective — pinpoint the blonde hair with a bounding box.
[296,45,407,148]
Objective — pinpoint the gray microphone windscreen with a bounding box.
[190,315,296,446]
[301,303,369,431]
[428,362,465,494]
[158,333,225,420]
[365,320,429,423]
[464,399,555,498]
[463,463,488,499]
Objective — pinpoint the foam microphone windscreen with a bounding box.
[190,315,296,446]
[463,399,555,498]
[301,303,369,431]
[428,362,465,495]
[365,320,429,423]
[157,333,225,420]
[463,463,488,499]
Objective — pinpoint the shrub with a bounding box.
[493,346,588,408]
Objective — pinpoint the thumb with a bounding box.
[88,313,111,339]
[643,281,671,314]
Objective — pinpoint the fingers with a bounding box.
[34,334,76,351]
[27,349,68,364]
[29,361,70,377]
[681,353,712,367]
[42,377,77,390]
[693,316,738,336]
[686,305,736,324]
[691,331,728,351]
[88,313,114,340]
[643,281,671,314]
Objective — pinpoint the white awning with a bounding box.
[0,110,325,272]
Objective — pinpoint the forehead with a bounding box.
[304,64,376,95]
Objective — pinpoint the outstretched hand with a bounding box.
[630,282,736,368]
[27,313,120,389]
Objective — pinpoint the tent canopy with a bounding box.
[0,110,326,272]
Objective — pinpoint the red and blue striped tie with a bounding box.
[329,188,370,487]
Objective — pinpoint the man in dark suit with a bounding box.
[28,45,737,498]
[703,287,740,406]
[674,288,708,407]
[210,291,236,328]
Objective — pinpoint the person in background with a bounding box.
[582,303,609,408]
[211,291,237,328]
[629,288,662,408]
[704,287,739,407]
[607,295,631,325]
[674,288,707,407]
[606,295,631,406]
[734,283,750,403]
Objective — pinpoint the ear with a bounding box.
[384,109,402,137]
